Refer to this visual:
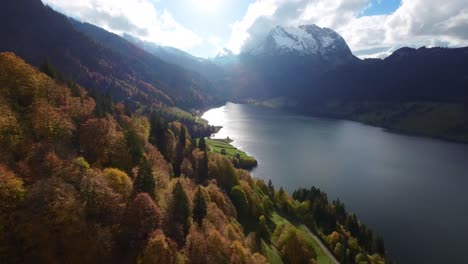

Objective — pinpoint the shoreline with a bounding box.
[231,100,468,146]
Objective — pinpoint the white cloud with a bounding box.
[42,0,202,52]
[227,0,468,58]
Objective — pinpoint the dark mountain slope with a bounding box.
[0,0,218,110]
[312,47,468,102]
[217,25,360,100]
[122,34,225,83]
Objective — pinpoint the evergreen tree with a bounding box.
[89,89,114,117]
[258,215,271,242]
[133,158,156,199]
[267,179,275,201]
[192,187,207,226]
[125,128,144,167]
[167,181,190,246]
[173,126,187,177]
[149,111,167,153]
[198,137,207,151]
[197,150,209,184]
[39,57,57,79]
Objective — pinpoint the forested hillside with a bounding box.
[0,0,218,110]
[0,52,389,263]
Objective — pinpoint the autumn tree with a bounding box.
[79,116,120,166]
[192,187,207,226]
[117,193,162,263]
[277,225,316,264]
[167,181,191,246]
[139,229,178,264]
[31,101,75,144]
[103,168,133,199]
[0,100,21,160]
[79,171,124,225]
[0,166,26,252]
[133,157,156,199]
[15,177,90,263]
[0,166,25,263]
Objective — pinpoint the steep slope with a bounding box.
[0,0,218,110]
[217,24,359,100]
[0,52,388,264]
[310,46,468,102]
[122,34,225,82]
[218,25,468,104]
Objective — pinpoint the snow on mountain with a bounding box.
[245,24,353,60]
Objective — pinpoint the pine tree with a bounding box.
[149,111,167,153]
[173,126,187,177]
[197,150,209,184]
[133,158,156,199]
[258,215,271,242]
[192,187,207,226]
[125,128,144,167]
[167,180,190,246]
[267,179,275,202]
[198,137,206,151]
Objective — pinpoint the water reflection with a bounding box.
[202,102,468,264]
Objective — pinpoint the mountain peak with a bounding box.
[244,24,354,63]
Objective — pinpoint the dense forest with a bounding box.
[0,53,390,263]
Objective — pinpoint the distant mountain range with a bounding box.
[0,0,219,111]
[1,0,467,135]
[122,34,225,83]
[125,23,468,106]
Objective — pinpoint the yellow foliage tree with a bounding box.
[103,168,133,199]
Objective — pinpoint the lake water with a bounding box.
[203,102,468,264]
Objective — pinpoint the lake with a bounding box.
[202,102,468,264]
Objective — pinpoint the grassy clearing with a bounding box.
[270,212,336,264]
[205,138,258,170]
[206,138,250,159]
[261,240,283,264]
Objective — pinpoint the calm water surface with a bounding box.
[203,103,468,264]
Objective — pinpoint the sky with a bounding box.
[42,0,468,59]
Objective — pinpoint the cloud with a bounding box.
[42,0,202,51]
[227,0,468,58]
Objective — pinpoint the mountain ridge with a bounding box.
[0,0,218,111]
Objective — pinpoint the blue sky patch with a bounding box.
[361,0,401,16]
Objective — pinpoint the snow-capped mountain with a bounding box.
[244,24,355,63]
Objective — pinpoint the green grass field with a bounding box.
[204,138,258,170]
[206,138,251,159]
